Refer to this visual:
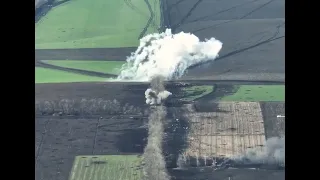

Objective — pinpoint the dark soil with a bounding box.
[194,84,239,107]
[36,60,117,78]
[35,82,189,180]
[163,107,190,168]
[260,102,285,138]
[168,167,285,180]
[35,109,190,180]
[163,0,285,82]
[35,82,285,180]
[35,48,136,61]
[35,47,135,78]
[35,82,185,106]
[35,115,147,180]
[35,82,283,104]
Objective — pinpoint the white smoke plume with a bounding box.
[144,76,172,105]
[117,29,222,81]
[145,88,172,105]
[233,136,285,166]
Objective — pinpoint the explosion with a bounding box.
[117,29,222,81]
[117,29,223,180]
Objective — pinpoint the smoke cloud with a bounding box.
[144,76,172,105]
[126,30,222,180]
[233,136,285,166]
[145,88,172,105]
[117,29,222,81]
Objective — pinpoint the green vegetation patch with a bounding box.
[35,67,107,83]
[181,85,214,101]
[69,155,142,180]
[43,60,125,75]
[222,85,285,101]
[36,0,161,49]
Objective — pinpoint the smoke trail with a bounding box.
[117,29,222,81]
[129,30,222,179]
[142,76,170,180]
[142,105,170,180]
[233,136,285,166]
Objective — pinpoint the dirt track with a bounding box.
[35,81,284,102]
[164,0,285,82]
[36,0,285,82]
[35,48,136,60]
[35,47,135,78]
[35,60,117,78]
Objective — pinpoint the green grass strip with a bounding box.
[69,155,142,180]
[222,85,285,101]
[181,85,214,101]
[36,0,161,49]
[35,67,107,83]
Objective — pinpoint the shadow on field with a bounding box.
[163,107,190,168]
[116,128,148,153]
[194,101,230,113]
[184,84,239,113]
[199,84,239,102]
[114,106,191,166]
